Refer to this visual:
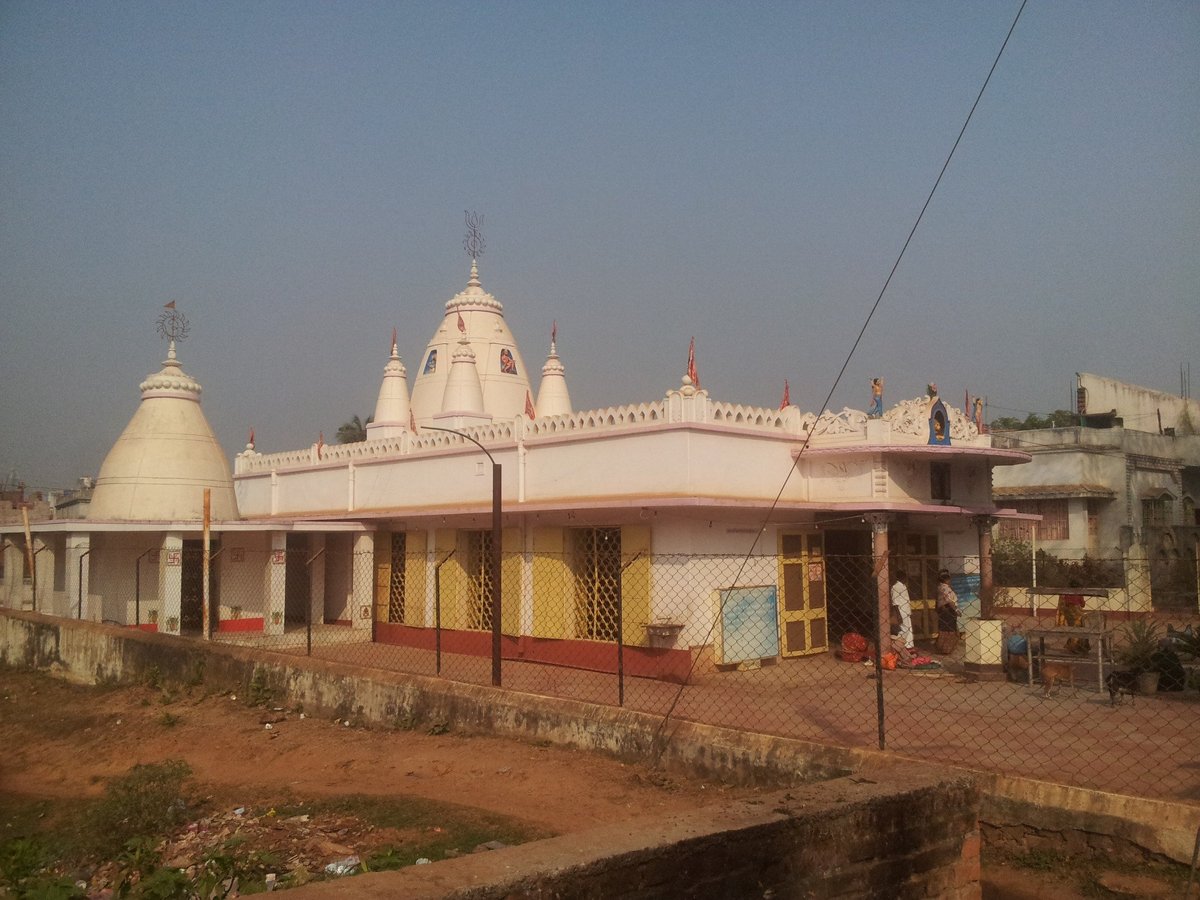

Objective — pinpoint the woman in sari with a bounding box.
[934,570,960,655]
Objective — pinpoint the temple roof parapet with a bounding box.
[234,388,992,476]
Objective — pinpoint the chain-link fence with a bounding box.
[6,543,1199,806]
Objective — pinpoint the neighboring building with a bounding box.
[2,253,1031,672]
[991,373,1200,610]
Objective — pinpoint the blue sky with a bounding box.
[2,1,1197,491]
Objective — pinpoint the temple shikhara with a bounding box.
[0,232,1032,677]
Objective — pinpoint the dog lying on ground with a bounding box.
[1105,670,1138,706]
[1041,661,1076,697]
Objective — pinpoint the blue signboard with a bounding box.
[718,585,780,664]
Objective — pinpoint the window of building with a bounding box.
[569,527,622,641]
[1037,499,1069,541]
[930,463,951,502]
[388,532,406,623]
[1142,496,1173,529]
[997,499,1069,542]
[997,514,1033,543]
[463,530,494,631]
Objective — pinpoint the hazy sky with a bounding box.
[2,1,1197,492]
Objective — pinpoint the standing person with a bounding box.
[935,570,960,655]
[868,378,884,417]
[890,568,915,655]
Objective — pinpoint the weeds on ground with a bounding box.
[83,760,194,859]
[247,669,273,707]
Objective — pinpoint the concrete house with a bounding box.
[990,373,1200,612]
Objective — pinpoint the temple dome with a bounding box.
[366,330,411,440]
[89,342,238,521]
[409,261,533,425]
[536,329,572,417]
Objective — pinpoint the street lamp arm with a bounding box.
[423,425,496,466]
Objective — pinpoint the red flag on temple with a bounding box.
[457,312,466,334]
[391,326,398,350]
[551,320,557,344]
[525,390,536,419]
[780,379,791,410]
[687,337,700,389]
[248,427,255,447]
[163,300,176,309]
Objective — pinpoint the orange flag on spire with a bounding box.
[525,390,536,419]
[391,326,398,350]
[686,337,700,389]
[164,300,176,309]
[780,379,791,410]
[551,320,557,344]
[248,427,255,447]
[457,312,466,334]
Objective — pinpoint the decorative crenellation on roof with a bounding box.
[235,387,990,475]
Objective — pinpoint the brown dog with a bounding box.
[1041,661,1076,697]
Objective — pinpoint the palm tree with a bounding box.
[336,414,371,443]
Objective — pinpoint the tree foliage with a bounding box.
[336,414,372,444]
[989,409,1078,431]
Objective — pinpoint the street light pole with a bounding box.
[425,425,502,687]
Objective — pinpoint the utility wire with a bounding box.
[650,0,1030,761]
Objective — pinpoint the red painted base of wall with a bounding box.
[217,617,265,633]
[374,623,694,683]
[129,623,158,633]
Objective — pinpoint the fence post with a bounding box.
[305,547,326,657]
[616,550,647,708]
[434,551,455,676]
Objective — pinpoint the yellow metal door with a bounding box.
[779,532,828,657]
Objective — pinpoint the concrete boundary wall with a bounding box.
[2,609,1197,867]
[294,772,981,899]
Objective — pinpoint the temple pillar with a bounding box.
[160,533,183,634]
[351,533,374,632]
[964,515,1004,680]
[266,532,287,635]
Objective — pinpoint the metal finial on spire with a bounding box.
[463,210,485,260]
[155,302,190,344]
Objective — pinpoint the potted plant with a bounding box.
[1115,619,1162,694]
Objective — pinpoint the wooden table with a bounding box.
[1025,625,1114,693]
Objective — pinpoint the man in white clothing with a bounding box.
[891,569,915,653]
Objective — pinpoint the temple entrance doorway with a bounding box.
[823,530,873,642]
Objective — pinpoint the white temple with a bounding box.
[1,245,1030,676]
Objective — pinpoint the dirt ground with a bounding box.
[0,666,1189,897]
[0,666,758,894]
